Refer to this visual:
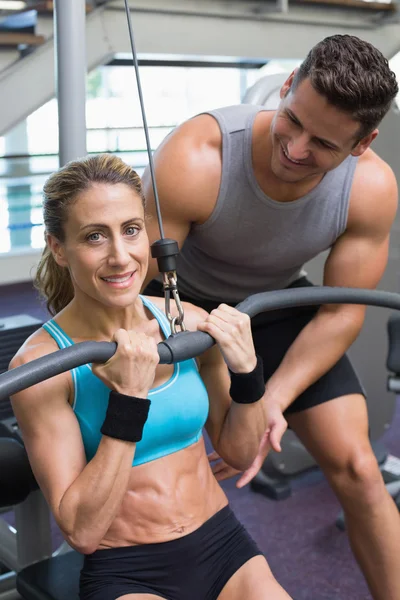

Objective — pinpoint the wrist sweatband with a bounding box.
[100,391,151,443]
[229,354,265,404]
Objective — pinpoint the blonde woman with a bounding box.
[10,154,292,600]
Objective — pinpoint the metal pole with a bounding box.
[15,490,52,569]
[277,0,289,12]
[0,571,17,596]
[0,518,17,572]
[54,0,87,167]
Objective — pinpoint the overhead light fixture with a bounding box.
[0,1,27,10]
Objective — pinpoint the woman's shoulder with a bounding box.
[9,324,61,370]
[9,323,72,407]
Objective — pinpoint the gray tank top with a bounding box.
[175,104,358,303]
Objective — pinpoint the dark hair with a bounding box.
[292,35,398,139]
[35,153,144,316]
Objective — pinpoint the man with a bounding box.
[142,35,400,599]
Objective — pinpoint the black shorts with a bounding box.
[144,277,365,414]
[79,505,262,600]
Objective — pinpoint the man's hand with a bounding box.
[208,400,288,487]
[208,450,242,481]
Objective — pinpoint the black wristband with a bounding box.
[229,355,265,404]
[100,391,151,443]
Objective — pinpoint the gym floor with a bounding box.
[2,281,400,600]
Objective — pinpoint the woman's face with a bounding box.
[50,182,149,310]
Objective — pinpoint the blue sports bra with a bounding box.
[42,296,209,466]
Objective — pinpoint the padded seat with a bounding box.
[387,313,400,392]
[0,314,42,421]
[16,551,83,600]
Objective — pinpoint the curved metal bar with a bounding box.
[235,286,400,316]
[2,286,400,401]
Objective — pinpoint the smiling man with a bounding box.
[142,35,400,598]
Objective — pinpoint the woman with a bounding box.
[10,154,292,600]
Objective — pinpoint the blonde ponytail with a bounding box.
[34,246,74,316]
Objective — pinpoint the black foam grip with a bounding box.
[159,331,214,364]
[0,430,36,507]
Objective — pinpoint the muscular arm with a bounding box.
[172,301,266,470]
[200,344,267,471]
[142,115,222,289]
[264,155,398,411]
[10,343,136,555]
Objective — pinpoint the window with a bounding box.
[0,58,301,254]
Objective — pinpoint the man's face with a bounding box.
[269,75,375,184]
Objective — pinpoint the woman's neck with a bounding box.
[55,294,151,341]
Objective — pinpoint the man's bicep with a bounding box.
[142,153,193,287]
[143,215,192,288]
[143,117,221,244]
[325,154,398,290]
[143,169,191,246]
[323,230,389,289]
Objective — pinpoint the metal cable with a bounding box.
[123,0,164,238]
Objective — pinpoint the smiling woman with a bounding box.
[46,181,148,311]
[9,153,293,600]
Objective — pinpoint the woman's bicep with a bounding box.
[199,346,231,448]
[10,368,87,519]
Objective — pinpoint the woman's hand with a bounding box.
[92,329,159,398]
[197,304,257,373]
